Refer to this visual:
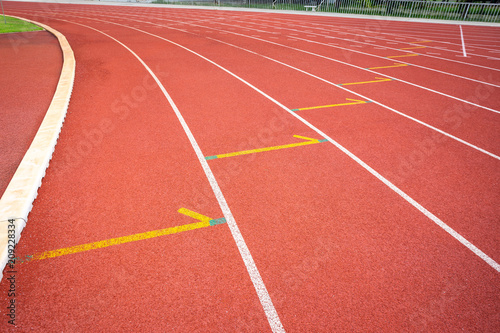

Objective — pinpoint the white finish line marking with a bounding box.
[460,25,468,58]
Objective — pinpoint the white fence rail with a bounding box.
[143,0,500,22]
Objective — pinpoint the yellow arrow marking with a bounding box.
[178,207,212,227]
[400,46,427,50]
[386,53,419,58]
[15,209,224,263]
[293,98,369,111]
[368,63,409,70]
[206,135,328,160]
[338,77,393,86]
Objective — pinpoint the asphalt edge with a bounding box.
[0,16,75,280]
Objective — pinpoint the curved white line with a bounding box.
[53,18,286,333]
[33,10,500,274]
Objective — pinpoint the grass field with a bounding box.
[0,16,42,33]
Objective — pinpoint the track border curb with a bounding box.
[0,16,75,280]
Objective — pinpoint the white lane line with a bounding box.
[219,15,500,70]
[38,9,500,155]
[288,35,500,89]
[248,15,499,60]
[460,25,468,58]
[56,7,500,79]
[118,22,500,274]
[146,11,500,82]
[205,36,500,162]
[116,9,500,91]
[247,34,500,111]
[52,13,500,274]
[128,3,500,105]
[57,18,285,333]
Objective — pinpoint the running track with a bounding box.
[1,1,499,331]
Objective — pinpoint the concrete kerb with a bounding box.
[0,15,75,281]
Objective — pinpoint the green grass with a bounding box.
[0,16,43,34]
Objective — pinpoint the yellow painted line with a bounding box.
[368,63,409,70]
[386,53,419,59]
[400,46,427,50]
[207,135,327,160]
[16,208,223,263]
[178,207,212,225]
[338,77,393,86]
[293,98,369,111]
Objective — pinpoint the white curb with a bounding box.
[0,16,75,280]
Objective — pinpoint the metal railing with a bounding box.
[147,0,500,22]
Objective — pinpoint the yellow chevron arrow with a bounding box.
[368,63,410,70]
[15,209,225,263]
[338,77,393,86]
[177,207,212,227]
[292,98,369,111]
[205,135,328,160]
[387,53,419,58]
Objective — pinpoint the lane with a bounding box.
[0,11,278,332]
[268,15,500,44]
[227,15,500,62]
[193,16,498,77]
[68,7,500,106]
[202,14,500,72]
[61,5,500,74]
[133,7,500,63]
[64,7,500,156]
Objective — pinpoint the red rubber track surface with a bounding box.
[0,30,62,197]
[1,2,499,332]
